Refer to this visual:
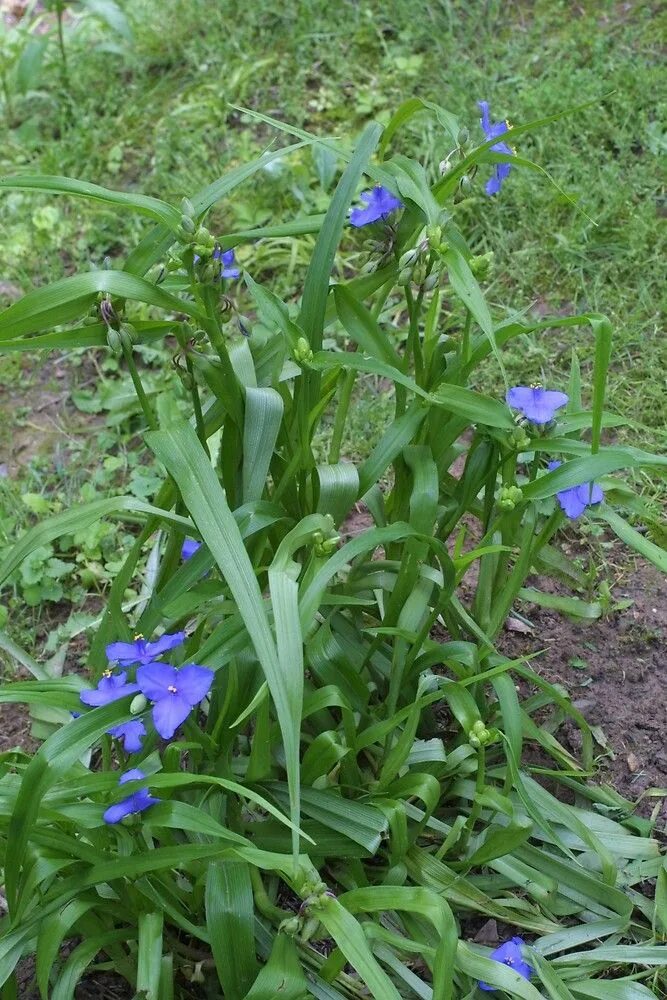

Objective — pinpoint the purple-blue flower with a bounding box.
[181,539,201,560]
[108,719,146,753]
[103,769,160,825]
[213,247,240,279]
[478,100,514,196]
[506,385,569,424]
[479,937,532,991]
[80,670,139,707]
[136,662,214,740]
[547,461,604,519]
[106,632,185,668]
[349,186,403,227]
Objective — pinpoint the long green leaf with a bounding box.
[206,861,258,999]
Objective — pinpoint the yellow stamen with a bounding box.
[167,685,178,694]
[134,633,144,641]
[102,669,113,678]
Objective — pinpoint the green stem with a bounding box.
[328,369,355,464]
[459,745,486,853]
[461,308,472,365]
[186,355,209,454]
[122,342,158,431]
[55,2,69,92]
[1,69,14,129]
[249,867,286,925]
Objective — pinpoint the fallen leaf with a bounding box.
[505,617,533,634]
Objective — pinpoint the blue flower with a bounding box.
[506,385,569,424]
[479,937,532,991]
[103,769,160,824]
[349,186,403,227]
[80,670,139,707]
[181,539,201,560]
[213,247,240,279]
[136,662,214,740]
[478,100,514,196]
[108,719,146,753]
[106,631,185,668]
[547,461,604,519]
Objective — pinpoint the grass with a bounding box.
[0,0,665,645]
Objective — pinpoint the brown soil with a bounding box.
[502,559,667,815]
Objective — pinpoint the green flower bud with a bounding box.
[457,126,470,147]
[426,224,442,249]
[509,426,532,451]
[130,693,147,714]
[194,226,214,249]
[294,337,314,364]
[279,915,301,937]
[179,215,195,234]
[397,267,413,286]
[459,174,472,194]
[470,251,495,279]
[498,484,523,511]
[399,247,420,269]
[421,271,439,292]
[180,197,195,218]
[106,328,123,355]
[469,733,481,749]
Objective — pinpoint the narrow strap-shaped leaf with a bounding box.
[0,270,204,342]
[299,121,382,352]
[146,420,304,851]
[332,284,401,366]
[136,912,164,1000]
[206,861,258,999]
[243,388,284,503]
[0,174,180,228]
[316,463,360,526]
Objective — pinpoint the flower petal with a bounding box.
[576,482,604,507]
[108,720,146,753]
[556,486,588,519]
[177,664,214,706]
[136,662,178,701]
[181,539,201,560]
[120,768,146,785]
[106,641,143,665]
[145,632,185,659]
[152,694,192,739]
[103,789,158,824]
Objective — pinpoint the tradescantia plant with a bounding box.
[0,99,665,999]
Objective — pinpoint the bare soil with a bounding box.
[503,559,667,814]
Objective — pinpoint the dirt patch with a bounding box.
[502,559,667,812]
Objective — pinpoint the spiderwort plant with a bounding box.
[0,99,664,1000]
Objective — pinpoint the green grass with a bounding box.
[1,0,665,641]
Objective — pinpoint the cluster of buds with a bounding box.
[98,294,136,356]
[397,223,449,291]
[468,719,497,749]
[508,422,532,451]
[469,250,495,280]
[177,197,216,262]
[280,879,335,942]
[498,484,523,511]
[312,527,340,558]
[293,336,314,366]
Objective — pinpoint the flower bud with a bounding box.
[457,127,470,147]
[179,215,195,234]
[470,251,495,279]
[106,328,123,355]
[399,247,419,269]
[294,337,314,364]
[130,693,147,714]
[439,158,452,176]
[421,271,439,292]
[194,226,214,249]
[180,197,195,218]
[426,224,442,249]
[508,426,532,451]
[397,267,413,286]
[498,484,523,511]
[459,174,472,194]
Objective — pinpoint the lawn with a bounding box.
[0,1,665,997]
